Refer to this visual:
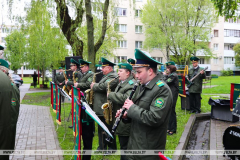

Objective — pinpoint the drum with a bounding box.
[222,126,240,159]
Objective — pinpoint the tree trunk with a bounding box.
[55,0,84,57]
[14,70,17,74]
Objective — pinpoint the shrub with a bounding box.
[220,68,233,76]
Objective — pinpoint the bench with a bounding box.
[203,76,211,88]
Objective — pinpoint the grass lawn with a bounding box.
[22,77,52,89]
[21,90,223,159]
[202,76,240,94]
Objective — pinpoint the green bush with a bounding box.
[211,74,218,77]
[220,68,233,76]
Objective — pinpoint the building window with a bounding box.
[213,58,218,64]
[214,30,218,37]
[152,57,163,63]
[114,56,127,63]
[116,8,127,16]
[116,40,127,48]
[135,25,143,33]
[199,58,205,64]
[135,9,142,17]
[118,24,127,32]
[224,29,240,37]
[214,43,218,51]
[224,57,235,64]
[135,41,143,49]
[224,44,234,50]
[1,37,5,43]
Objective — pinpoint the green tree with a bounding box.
[233,43,240,67]
[141,0,216,65]
[211,0,240,19]
[5,29,26,74]
[24,0,69,85]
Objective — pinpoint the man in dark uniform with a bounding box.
[163,61,179,135]
[55,67,65,88]
[74,59,94,160]
[0,59,20,160]
[116,49,172,160]
[90,57,119,150]
[187,56,206,114]
[107,63,136,160]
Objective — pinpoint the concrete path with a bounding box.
[10,84,63,160]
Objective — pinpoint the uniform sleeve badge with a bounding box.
[155,98,164,108]
[88,77,92,82]
[167,78,171,82]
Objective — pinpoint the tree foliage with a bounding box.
[24,0,69,84]
[211,0,240,19]
[141,0,216,65]
[233,43,240,67]
[5,29,26,73]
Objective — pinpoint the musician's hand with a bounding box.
[200,70,204,74]
[65,80,68,85]
[90,82,95,89]
[74,83,78,87]
[115,109,128,119]
[59,83,62,85]
[107,93,109,97]
[123,99,134,110]
[163,71,167,75]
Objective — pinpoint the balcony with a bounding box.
[224,50,235,57]
[224,37,240,44]
[196,49,210,57]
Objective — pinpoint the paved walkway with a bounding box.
[10,84,63,160]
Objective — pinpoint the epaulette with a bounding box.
[128,80,134,85]
[156,80,164,87]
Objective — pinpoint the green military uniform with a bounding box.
[163,61,179,134]
[123,49,172,160]
[92,57,119,150]
[55,67,65,88]
[108,63,136,160]
[67,58,82,86]
[187,57,206,113]
[77,59,94,160]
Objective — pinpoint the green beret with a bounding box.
[127,58,136,65]
[101,57,116,67]
[59,67,63,69]
[79,59,91,67]
[0,59,9,68]
[134,49,163,68]
[166,61,175,66]
[118,63,132,71]
[70,58,79,66]
[0,45,4,50]
[190,56,200,62]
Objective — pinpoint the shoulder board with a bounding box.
[88,70,93,74]
[156,80,164,87]
[128,80,134,85]
[11,83,13,86]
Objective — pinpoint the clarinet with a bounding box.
[106,80,140,143]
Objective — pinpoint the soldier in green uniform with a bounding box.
[55,67,65,88]
[187,56,206,114]
[107,63,136,160]
[65,58,82,87]
[74,59,94,160]
[90,57,119,150]
[163,61,179,135]
[116,49,172,160]
[0,59,20,160]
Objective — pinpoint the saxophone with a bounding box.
[69,71,77,96]
[63,69,71,95]
[101,76,119,125]
[85,71,102,105]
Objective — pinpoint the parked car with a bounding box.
[11,74,23,88]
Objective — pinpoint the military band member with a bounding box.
[0,59,20,160]
[65,58,82,87]
[107,63,136,160]
[55,67,65,88]
[187,56,206,114]
[163,61,179,135]
[74,59,94,160]
[116,49,172,160]
[90,57,119,150]
[127,58,136,78]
